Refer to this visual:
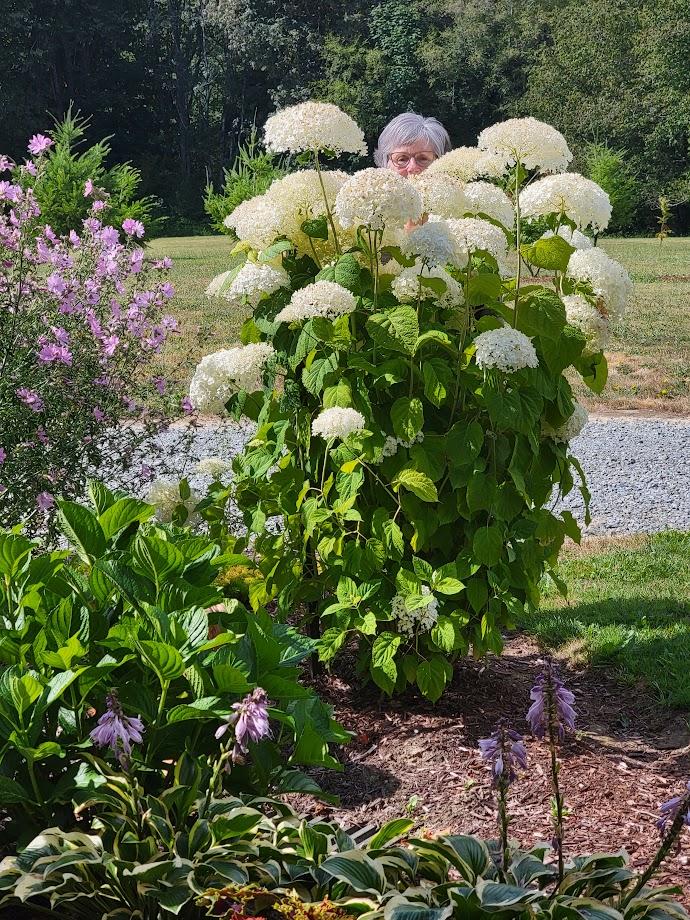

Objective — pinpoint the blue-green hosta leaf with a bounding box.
[476,880,544,908]
[368,818,415,850]
[320,850,387,894]
[386,905,452,920]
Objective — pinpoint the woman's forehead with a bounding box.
[390,139,436,153]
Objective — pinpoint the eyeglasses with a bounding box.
[389,152,436,168]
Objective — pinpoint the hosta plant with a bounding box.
[191,102,632,702]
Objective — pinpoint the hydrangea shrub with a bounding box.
[192,103,632,701]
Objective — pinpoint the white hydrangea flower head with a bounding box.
[265,169,350,254]
[189,343,275,413]
[264,102,367,156]
[401,219,465,268]
[146,479,201,524]
[312,407,366,441]
[196,457,232,478]
[427,146,504,182]
[223,261,289,308]
[566,248,632,320]
[445,217,510,275]
[275,280,357,323]
[461,181,515,229]
[541,226,593,250]
[391,586,439,636]
[408,172,467,218]
[519,173,611,232]
[562,294,611,351]
[224,194,288,251]
[473,327,539,373]
[391,262,464,308]
[478,118,573,175]
[334,168,423,231]
[206,270,234,297]
[544,402,589,443]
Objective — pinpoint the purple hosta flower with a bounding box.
[38,343,73,365]
[89,691,144,767]
[122,218,145,238]
[479,724,528,786]
[27,134,54,156]
[16,388,44,412]
[527,660,577,740]
[657,782,690,834]
[36,492,54,511]
[215,688,271,760]
[84,179,94,197]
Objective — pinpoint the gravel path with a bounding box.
[144,416,690,536]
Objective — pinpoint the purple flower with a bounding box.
[153,376,167,395]
[657,782,690,834]
[92,200,107,213]
[0,155,12,172]
[0,181,21,202]
[122,218,145,238]
[93,407,106,422]
[51,326,69,345]
[84,179,94,197]
[38,343,72,365]
[46,272,67,296]
[69,230,81,247]
[27,134,54,156]
[35,427,49,445]
[36,492,54,511]
[181,396,194,415]
[161,282,175,299]
[139,463,154,481]
[527,660,577,740]
[0,447,6,464]
[16,388,44,412]
[215,688,271,756]
[90,691,144,766]
[23,160,38,177]
[479,723,528,786]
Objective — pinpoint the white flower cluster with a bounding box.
[444,217,510,274]
[541,226,593,250]
[391,586,439,636]
[145,479,200,524]
[461,181,515,229]
[544,402,589,443]
[474,327,539,373]
[478,118,573,175]
[275,280,356,323]
[266,169,349,250]
[189,343,275,413]
[401,220,465,268]
[566,248,632,320]
[334,168,423,231]
[427,146,504,182]
[562,294,610,351]
[224,195,287,251]
[221,261,289,308]
[391,263,463,309]
[264,102,367,156]
[196,457,232,478]
[312,406,366,441]
[409,172,467,218]
[519,173,611,232]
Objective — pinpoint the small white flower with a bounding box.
[275,280,356,323]
[264,102,367,156]
[189,343,275,414]
[478,118,573,175]
[196,457,232,478]
[562,294,610,351]
[445,217,510,274]
[519,173,611,232]
[427,146,504,182]
[392,586,439,636]
[312,407,366,440]
[146,479,200,524]
[391,262,463,309]
[543,402,589,442]
[566,248,632,321]
[401,220,465,268]
[223,261,289,308]
[473,327,539,373]
[461,181,515,229]
[334,168,423,231]
[541,226,593,250]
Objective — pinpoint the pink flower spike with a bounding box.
[122,218,145,238]
[36,491,54,511]
[28,134,54,156]
[84,179,94,197]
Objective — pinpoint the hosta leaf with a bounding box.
[320,850,387,894]
[139,641,186,681]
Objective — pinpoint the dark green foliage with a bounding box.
[584,145,642,233]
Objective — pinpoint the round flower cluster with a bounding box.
[312,406,366,441]
[206,270,233,297]
[401,220,465,268]
[221,261,289,308]
[544,402,589,442]
[427,146,504,182]
[224,195,287,251]
[474,327,539,373]
[478,118,573,175]
[391,263,463,309]
[444,217,510,274]
[146,479,201,524]
[566,248,632,320]
[196,457,232,478]
[334,168,423,231]
[265,169,350,255]
[409,172,467,218]
[541,226,593,250]
[519,173,611,232]
[189,343,275,413]
[391,586,439,636]
[461,181,515,229]
[264,101,367,156]
[275,280,356,323]
[562,294,610,351]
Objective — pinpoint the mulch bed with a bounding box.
[295,634,690,901]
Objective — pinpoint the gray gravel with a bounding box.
[137,416,690,537]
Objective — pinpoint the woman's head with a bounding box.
[374,113,452,176]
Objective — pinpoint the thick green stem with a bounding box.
[513,164,522,328]
[314,152,342,257]
[26,759,45,808]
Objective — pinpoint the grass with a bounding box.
[521,532,690,707]
[148,234,690,411]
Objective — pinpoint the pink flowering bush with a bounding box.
[0,140,177,531]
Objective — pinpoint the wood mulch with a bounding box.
[294,634,690,901]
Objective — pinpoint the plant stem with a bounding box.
[498,783,510,871]
[314,152,341,257]
[546,679,565,885]
[513,163,522,329]
[26,759,45,808]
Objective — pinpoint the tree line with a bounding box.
[2,0,689,232]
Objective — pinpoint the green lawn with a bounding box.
[148,235,690,411]
[521,532,690,707]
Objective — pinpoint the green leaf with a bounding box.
[320,850,387,894]
[467,273,502,306]
[476,880,542,908]
[393,468,438,502]
[520,235,574,272]
[416,658,448,702]
[422,358,451,407]
[133,534,186,584]
[0,533,34,577]
[99,498,154,540]
[301,216,329,240]
[371,632,401,695]
[213,664,251,694]
[323,378,353,408]
[57,501,106,562]
[367,306,419,355]
[576,351,608,393]
[447,420,484,463]
[303,352,339,396]
[259,239,293,261]
[0,776,32,804]
[517,289,567,340]
[391,397,423,441]
[431,616,457,652]
[139,641,186,681]
[472,527,503,566]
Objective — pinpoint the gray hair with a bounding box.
[373,113,452,168]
